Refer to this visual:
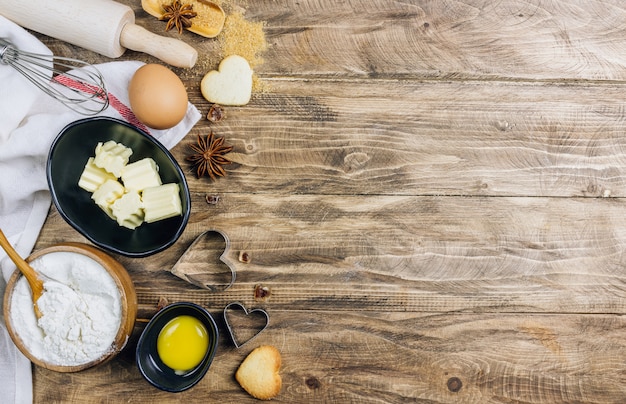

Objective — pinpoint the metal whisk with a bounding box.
[0,38,109,115]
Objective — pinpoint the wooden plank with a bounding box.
[243,0,626,81]
[33,312,626,403]
[173,79,626,198]
[35,193,626,315]
[36,0,626,81]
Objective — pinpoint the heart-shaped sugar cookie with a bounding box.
[236,345,282,400]
[201,55,253,106]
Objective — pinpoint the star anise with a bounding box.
[186,132,233,180]
[160,0,197,34]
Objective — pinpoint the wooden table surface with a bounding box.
[25,0,626,402]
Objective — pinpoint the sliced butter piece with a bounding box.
[78,157,117,192]
[112,191,145,230]
[94,140,133,177]
[142,183,182,223]
[121,158,162,192]
[92,179,125,219]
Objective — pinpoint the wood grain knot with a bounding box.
[447,377,462,393]
[495,120,512,131]
[305,376,321,390]
[343,152,370,173]
[205,194,221,205]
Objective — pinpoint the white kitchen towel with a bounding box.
[0,15,200,403]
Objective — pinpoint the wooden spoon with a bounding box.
[141,0,226,38]
[0,229,44,318]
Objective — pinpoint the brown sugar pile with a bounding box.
[218,9,269,92]
[182,2,269,93]
[220,11,267,69]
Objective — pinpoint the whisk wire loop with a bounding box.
[0,38,109,115]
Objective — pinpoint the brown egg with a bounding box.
[128,64,188,130]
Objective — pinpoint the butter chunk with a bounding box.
[142,183,182,223]
[91,179,125,219]
[78,157,117,192]
[121,158,162,191]
[112,191,145,229]
[93,141,132,177]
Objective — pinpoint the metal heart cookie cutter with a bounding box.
[170,229,236,292]
[224,302,270,348]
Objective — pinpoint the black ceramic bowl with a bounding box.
[46,117,191,257]
[136,302,219,392]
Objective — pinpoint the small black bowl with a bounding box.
[46,117,191,257]
[136,302,219,392]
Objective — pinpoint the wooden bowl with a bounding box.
[2,242,137,372]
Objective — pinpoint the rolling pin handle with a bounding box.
[119,23,198,68]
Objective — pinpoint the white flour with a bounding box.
[10,251,122,366]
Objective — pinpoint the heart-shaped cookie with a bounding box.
[224,302,269,348]
[170,229,236,291]
[236,345,282,400]
[201,55,253,106]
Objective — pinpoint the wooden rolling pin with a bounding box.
[0,0,198,68]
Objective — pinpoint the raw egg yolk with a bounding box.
[157,315,209,373]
